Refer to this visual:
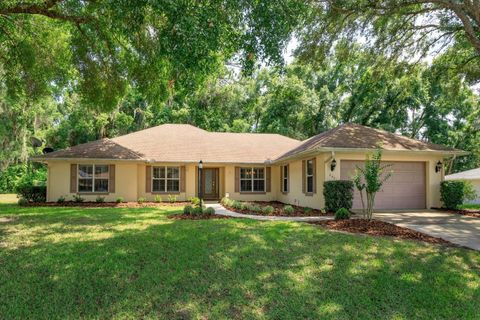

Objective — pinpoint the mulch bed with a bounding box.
[309,219,451,245]
[224,201,333,217]
[168,214,230,220]
[432,207,480,218]
[23,202,189,208]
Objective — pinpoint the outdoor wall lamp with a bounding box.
[330,159,337,171]
[435,161,443,173]
[198,160,203,205]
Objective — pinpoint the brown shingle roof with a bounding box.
[32,138,144,160]
[35,124,301,164]
[111,124,301,163]
[34,123,463,163]
[276,123,462,160]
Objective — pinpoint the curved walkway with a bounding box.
[206,203,333,222]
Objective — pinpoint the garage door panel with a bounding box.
[340,160,426,210]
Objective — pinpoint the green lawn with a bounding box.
[459,203,480,210]
[0,204,479,319]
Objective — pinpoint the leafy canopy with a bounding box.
[297,0,480,84]
[0,0,306,110]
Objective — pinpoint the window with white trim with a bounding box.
[78,164,109,193]
[152,166,180,192]
[282,165,289,193]
[306,160,314,193]
[240,167,265,192]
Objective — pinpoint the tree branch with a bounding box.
[0,1,90,23]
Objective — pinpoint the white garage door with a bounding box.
[340,161,426,210]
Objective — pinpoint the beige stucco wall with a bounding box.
[223,165,277,201]
[276,154,326,209]
[47,161,138,202]
[47,161,70,202]
[46,151,446,208]
[136,163,196,202]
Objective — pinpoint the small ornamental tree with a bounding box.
[352,150,392,220]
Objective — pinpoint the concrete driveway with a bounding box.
[371,210,480,251]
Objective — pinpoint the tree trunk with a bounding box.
[359,189,366,218]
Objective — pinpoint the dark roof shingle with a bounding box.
[32,138,144,160]
[275,123,461,160]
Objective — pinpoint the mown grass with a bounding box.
[459,203,480,210]
[0,204,479,319]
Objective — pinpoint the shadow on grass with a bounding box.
[0,204,479,319]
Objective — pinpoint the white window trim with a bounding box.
[282,165,289,193]
[77,164,109,193]
[306,160,314,193]
[152,166,181,193]
[240,167,266,193]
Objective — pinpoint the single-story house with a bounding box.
[445,168,480,204]
[33,123,466,210]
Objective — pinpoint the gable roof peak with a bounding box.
[276,123,461,161]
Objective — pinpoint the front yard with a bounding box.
[1,204,479,319]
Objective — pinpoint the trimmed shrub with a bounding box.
[137,197,146,204]
[304,207,313,215]
[221,197,233,207]
[57,196,66,204]
[335,208,350,220]
[204,207,215,215]
[262,205,274,215]
[154,195,162,203]
[116,197,124,203]
[232,200,242,210]
[96,196,105,203]
[190,197,201,206]
[18,197,28,206]
[441,180,477,209]
[251,204,262,212]
[323,180,354,212]
[283,205,294,215]
[183,205,193,215]
[15,185,47,203]
[240,202,250,210]
[192,206,203,216]
[73,195,84,203]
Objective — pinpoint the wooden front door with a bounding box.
[202,168,219,200]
